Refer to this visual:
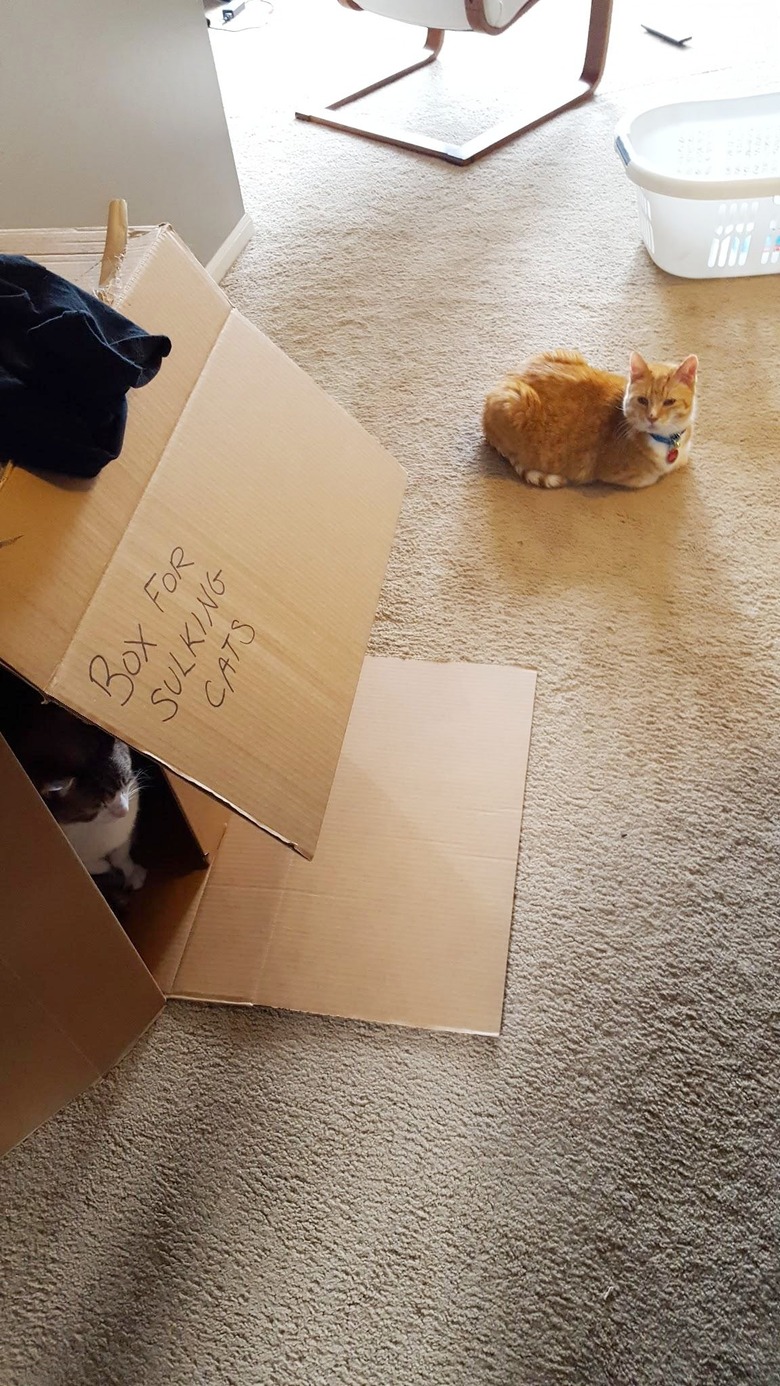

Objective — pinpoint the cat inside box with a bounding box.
[0,666,203,919]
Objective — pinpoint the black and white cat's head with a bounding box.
[11,701,137,826]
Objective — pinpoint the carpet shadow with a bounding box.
[456,434,765,718]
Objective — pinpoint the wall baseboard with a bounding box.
[205,211,254,282]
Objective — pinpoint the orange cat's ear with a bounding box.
[629,352,648,381]
[674,354,698,386]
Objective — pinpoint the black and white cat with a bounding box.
[8,699,145,905]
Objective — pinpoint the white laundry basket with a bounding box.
[615,91,780,278]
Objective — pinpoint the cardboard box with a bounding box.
[0,226,536,1157]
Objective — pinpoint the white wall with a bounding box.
[0,0,246,266]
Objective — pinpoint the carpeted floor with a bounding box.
[1,3,779,1383]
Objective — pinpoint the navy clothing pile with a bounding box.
[0,255,171,480]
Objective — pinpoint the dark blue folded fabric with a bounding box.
[0,254,171,479]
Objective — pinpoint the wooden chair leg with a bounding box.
[296,29,452,156]
[295,0,614,165]
[581,0,613,88]
[324,27,444,111]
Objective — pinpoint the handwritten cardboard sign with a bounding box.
[88,546,255,726]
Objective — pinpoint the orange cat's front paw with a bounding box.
[524,471,568,489]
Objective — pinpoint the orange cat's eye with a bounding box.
[637,396,649,406]
[663,398,676,406]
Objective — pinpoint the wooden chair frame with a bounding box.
[295,0,613,165]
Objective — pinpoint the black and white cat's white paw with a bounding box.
[108,846,146,891]
[125,861,147,891]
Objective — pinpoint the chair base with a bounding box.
[295,0,613,165]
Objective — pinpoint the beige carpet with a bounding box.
[2,2,779,1383]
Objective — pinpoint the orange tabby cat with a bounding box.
[483,350,698,489]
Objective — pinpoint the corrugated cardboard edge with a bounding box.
[112,224,172,309]
[0,222,165,304]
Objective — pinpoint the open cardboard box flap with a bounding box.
[0,226,406,859]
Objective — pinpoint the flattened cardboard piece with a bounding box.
[171,658,537,1035]
[0,228,406,858]
[0,736,164,1156]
